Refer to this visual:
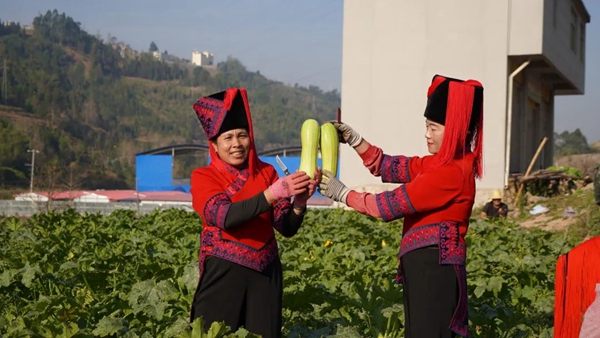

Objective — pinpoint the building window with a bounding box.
[580,22,585,62]
[570,8,577,52]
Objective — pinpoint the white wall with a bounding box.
[542,0,587,94]
[508,0,545,55]
[341,0,511,201]
[192,51,214,66]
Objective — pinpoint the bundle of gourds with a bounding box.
[299,119,338,178]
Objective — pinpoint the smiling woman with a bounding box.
[318,74,484,338]
[210,128,251,167]
[188,87,321,337]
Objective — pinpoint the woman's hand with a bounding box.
[326,121,363,148]
[293,169,322,209]
[318,170,350,203]
[268,171,310,200]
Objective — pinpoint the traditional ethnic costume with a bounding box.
[340,75,484,337]
[189,88,305,337]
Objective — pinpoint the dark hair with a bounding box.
[210,127,249,144]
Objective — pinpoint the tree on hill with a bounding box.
[149,41,158,52]
[554,129,592,157]
[0,10,340,190]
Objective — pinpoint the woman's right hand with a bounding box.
[268,171,310,199]
[327,121,363,148]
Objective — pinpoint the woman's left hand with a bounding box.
[294,169,322,206]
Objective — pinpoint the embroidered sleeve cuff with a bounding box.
[375,185,416,221]
[203,193,232,229]
[272,198,291,229]
[381,155,411,183]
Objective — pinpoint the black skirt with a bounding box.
[190,256,283,338]
[401,246,463,338]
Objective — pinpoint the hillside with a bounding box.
[0,10,341,190]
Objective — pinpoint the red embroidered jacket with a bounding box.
[191,162,291,278]
[348,145,475,262]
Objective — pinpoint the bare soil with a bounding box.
[519,214,579,231]
[554,153,600,177]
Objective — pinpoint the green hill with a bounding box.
[0,10,340,190]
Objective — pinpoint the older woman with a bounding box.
[189,88,320,337]
[319,75,484,338]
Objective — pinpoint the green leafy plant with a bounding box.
[0,207,581,337]
[546,166,583,179]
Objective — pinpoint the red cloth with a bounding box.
[347,150,474,249]
[348,145,475,238]
[554,236,600,338]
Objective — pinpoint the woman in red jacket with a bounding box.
[319,75,484,338]
[189,88,320,337]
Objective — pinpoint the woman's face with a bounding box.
[425,119,445,154]
[211,128,251,167]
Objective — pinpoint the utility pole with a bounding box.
[26,149,40,193]
[136,177,140,215]
[2,58,7,103]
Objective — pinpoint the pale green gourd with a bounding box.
[320,122,339,176]
[299,119,320,178]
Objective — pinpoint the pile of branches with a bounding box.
[509,169,579,198]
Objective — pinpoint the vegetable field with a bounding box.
[0,208,575,337]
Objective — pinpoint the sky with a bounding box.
[1,0,599,143]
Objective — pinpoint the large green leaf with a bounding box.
[20,262,41,288]
[127,279,177,321]
[92,317,128,336]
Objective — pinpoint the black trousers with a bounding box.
[401,246,460,338]
[190,256,283,338]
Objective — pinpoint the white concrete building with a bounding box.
[340,0,590,205]
[192,51,214,66]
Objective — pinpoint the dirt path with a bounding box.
[518,214,579,231]
[0,110,48,126]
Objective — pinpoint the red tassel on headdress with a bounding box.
[223,88,239,111]
[434,80,484,178]
[468,80,484,179]
[554,236,600,337]
[428,75,447,98]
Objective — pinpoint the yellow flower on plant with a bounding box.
[381,239,387,247]
[324,240,332,247]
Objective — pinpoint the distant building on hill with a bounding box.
[192,51,214,66]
